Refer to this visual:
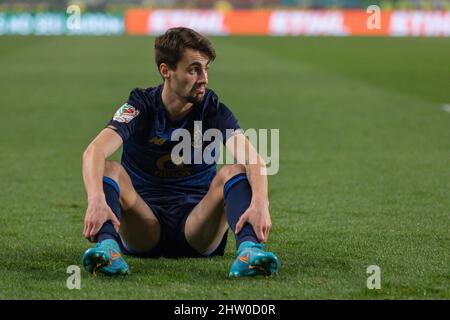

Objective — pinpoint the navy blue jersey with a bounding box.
[106,85,240,205]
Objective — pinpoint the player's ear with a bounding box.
[159,63,170,80]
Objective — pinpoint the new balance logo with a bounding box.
[149,136,166,145]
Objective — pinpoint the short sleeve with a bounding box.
[106,89,148,142]
[216,102,242,144]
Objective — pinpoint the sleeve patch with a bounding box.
[113,103,140,123]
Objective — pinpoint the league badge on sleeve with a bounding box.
[113,103,140,123]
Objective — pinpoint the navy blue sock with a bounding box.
[96,176,122,243]
[224,173,258,249]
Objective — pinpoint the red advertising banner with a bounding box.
[125,9,450,37]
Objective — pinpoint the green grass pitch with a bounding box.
[0,36,448,299]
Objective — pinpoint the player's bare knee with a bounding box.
[103,160,137,208]
[104,160,122,182]
[216,164,246,187]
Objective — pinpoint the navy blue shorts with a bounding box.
[119,193,228,258]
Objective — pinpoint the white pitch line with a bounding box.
[442,104,450,113]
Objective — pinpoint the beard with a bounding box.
[185,82,206,104]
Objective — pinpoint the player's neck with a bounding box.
[161,85,193,122]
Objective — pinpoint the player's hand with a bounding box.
[235,201,272,243]
[83,196,120,243]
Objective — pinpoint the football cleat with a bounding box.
[82,239,129,276]
[229,241,280,277]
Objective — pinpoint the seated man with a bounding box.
[81,27,280,277]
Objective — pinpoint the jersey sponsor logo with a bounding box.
[154,154,191,178]
[113,103,140,123]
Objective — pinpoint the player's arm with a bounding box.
[82,128,123,242]
[225,132,271,242]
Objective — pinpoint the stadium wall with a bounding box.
[0,10,449,36]
[0,12,123,35]
[125,9,450,36]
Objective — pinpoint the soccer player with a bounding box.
[81,27,280,277]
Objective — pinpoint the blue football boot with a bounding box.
[82,239,129,276]
[229,241,280,277]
